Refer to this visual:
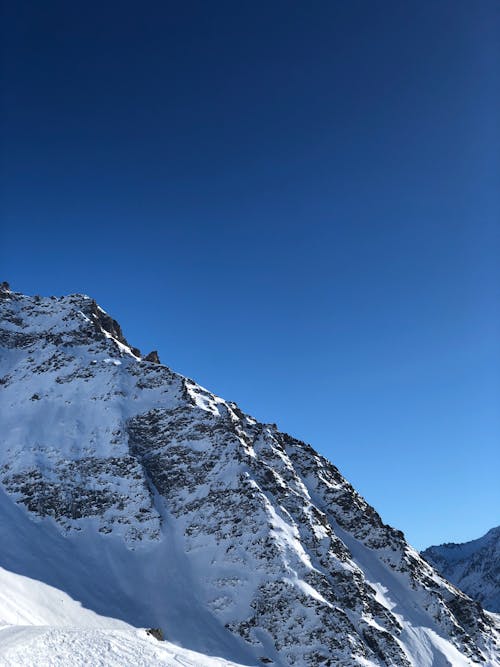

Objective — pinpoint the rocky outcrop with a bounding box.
[144,350,161,364]
[89,299,142,357]
[0,288,499,666]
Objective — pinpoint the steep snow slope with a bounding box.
[0,563,246,666]
[423,527,500,613]
[0,285,499,666]
[0,562,127,628]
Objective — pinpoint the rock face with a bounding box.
[144,350,161,364]
[423,527,500,614]
[0,288,499,667]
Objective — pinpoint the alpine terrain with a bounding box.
[423,527,500,615]
[0,283,499,666]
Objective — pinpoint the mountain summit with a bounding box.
[0,288,499,666]
[423,527,500,615]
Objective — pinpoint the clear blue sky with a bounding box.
[1,1,499,550]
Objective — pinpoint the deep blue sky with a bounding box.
[1,1,499,549]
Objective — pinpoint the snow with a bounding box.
[0,626,245,667]
[423,526,500,613]
[301,484,500,666]
[100,327,141,359]
[0,290,499,667]
[0,556,246,666]
[0,484,258,666]
[0,625,246,666]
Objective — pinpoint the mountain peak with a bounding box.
[1,289,499,666]
[0,281,11,299]
[423,526,500,613]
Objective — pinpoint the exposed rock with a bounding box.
[0,288,499,666]
[0,281,11,299]
[423,526,500,613]
[146,628,164,641]
[89,299,140,356]
[144,350,160,364]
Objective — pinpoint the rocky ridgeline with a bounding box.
[0,286,499,666]
[423,527,500,614]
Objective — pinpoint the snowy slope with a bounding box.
[0,284,499,666]
[0,563,127,628]
[423,527,500,613]
[0,563,246,666]
[0,508,248,666]
[0,627,245,667]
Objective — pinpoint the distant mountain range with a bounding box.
[423,527,500,614]
[0,283,499,666]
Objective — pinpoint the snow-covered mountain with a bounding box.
[1,283,499,666]
[423,527,500,615]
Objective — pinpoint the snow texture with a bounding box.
[0,286,499,666]
[423,527,500,614]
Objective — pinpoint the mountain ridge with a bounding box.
[423,526,500,614]
[0,285,499,666]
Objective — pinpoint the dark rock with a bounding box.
[89,301,132,349]
[0,281,11,299]
[144,350,161,364]
[2,288,499,666]
[146,628,164,641]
